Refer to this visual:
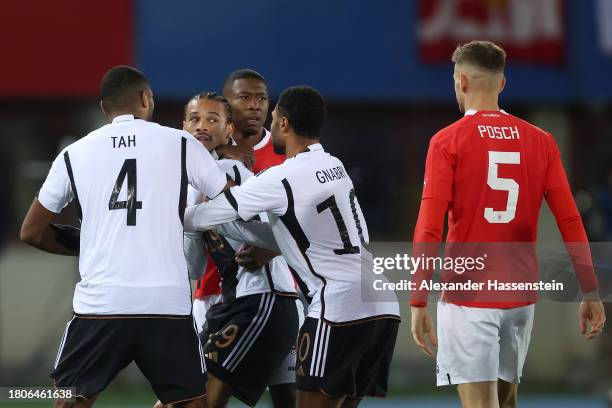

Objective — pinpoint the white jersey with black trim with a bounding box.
[186,159,296,300]
[37,114,228,316]
[185,143,400,324]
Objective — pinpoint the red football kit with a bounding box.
[411,110,599,308]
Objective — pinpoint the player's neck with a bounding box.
[463,94,500,113]
[286,136,319,158]
[233,127,265,148]
[107,109,147,122]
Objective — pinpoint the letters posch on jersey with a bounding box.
[477,125,520,140]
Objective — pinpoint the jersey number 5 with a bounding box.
[108,159,142,226]
[485,151,520,224]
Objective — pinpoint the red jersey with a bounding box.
[413,109,596,307]
[423,110,567,242]
[194,129,285,299]
[252,129,285,173]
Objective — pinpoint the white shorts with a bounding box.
[195,296,305,386]
[193,295,222,334]
[268,298,306,386]
[436,302,534,386]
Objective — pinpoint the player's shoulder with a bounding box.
[507,113,553,137]
[503,113,558,149]
[151,122,195,141]
[253,161,285,179]
[59,127,105,156]
[217,158,254,184]
[430,117,467,146]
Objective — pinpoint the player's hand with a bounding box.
[235,244,279,271]
[411,306,437,358]
[579,292,606,340]
[217,144,255,170]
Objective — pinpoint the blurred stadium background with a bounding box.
[1,0,612,406]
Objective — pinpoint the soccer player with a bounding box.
[220,69,285,174]
[410,41,606,408]
[20,66,232,408]
[182,92,232,335]
[192,70,301,407]
[179,91,300,408]
[222,69,303,408]
[191,70,282,331]
[184,86,400,408]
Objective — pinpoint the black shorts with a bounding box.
[202,293,298,407]
[296,317,399,398]
[51,315,206,405]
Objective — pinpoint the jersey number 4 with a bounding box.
[485,151,520,224]
[108,159,142,226]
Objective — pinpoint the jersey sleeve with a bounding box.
[213,220,280,252]
[544,134,571,193]
[217,159,254,185]
[227,169,287,221]
[186,185,203,206]
[38,150,73,213]
[410,197,448,307]
[546,184,599,293]
[184,193,240,232]
[185,135,228,199]
[421,132,455,202]
[183,231,208,279]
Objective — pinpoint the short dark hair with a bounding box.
[452,41,506,73]
[184,92,232,122]
[276,86,326,139]
[100,65,150,112]
[222,69,267,93]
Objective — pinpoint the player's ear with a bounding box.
[281,117,290,133]
[140,90,148,109]
[182,120,187,131]
[100,100,107,117]
[460,73,469,93]
[499,75,506,93]
[226,122,235,139]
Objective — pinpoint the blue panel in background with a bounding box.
[135,0,611,103]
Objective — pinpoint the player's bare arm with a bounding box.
[410,306,437,358]
[20,198,79,256]
[234,244,279,271]
[580,291,606,340]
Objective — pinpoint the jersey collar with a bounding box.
[253,129,271,150]
[112,114,135,123]
[305,143,323,152]
[464,109,509,116]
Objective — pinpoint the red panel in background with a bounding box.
[0,0,133,98]
[418,0,565,64]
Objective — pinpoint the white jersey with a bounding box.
[186,159,296,300]
[185,143,400,324]
[38,114,228,316]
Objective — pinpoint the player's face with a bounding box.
[270,107,286,155]
[453,65,465,113]
[183,99,232,152]
[225,78,269,136]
